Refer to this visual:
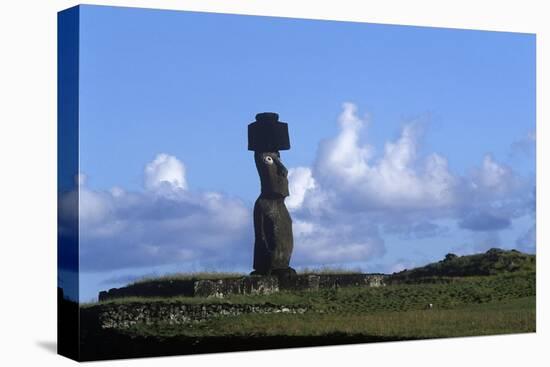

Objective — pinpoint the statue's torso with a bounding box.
[253,197,293,272]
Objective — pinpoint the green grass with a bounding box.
[85,270,535,341]
[83,249,536,344]
[85,271,535,312]
[392,248,535,281]
[124,296,535,339]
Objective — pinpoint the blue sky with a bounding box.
[64,5,535,302]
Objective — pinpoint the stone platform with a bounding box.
[98,273,387,302]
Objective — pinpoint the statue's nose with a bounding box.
[275,158,288,176]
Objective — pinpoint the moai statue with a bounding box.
[248,112,296,278]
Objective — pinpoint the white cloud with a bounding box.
[288,102,534,261]
[79,188,112,225]
[77,186,251,271]
[286,167,316,211]
[60,154,251,271]
[110,186,125,197]
[315,103,373,183]
[471,154,514,193]
[60,105,535,275]
[144,153,187,191]
[292,218,385,266]
[313,103,456,211]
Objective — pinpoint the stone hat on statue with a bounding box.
[248,112,290,152]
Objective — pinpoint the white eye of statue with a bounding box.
[263,156,274,165]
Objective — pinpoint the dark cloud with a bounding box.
[458,211,511,232]
[383,221,449,240]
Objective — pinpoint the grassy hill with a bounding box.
[90,270,535,311]
[390,248,535,283]
[80,248,536,360]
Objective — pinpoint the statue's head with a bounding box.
[254,151,289,198]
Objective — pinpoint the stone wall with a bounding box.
[98,276,279,301]
[84,302,308,330]
[281,274,387,291]
[99,273,388,301]
[194,276,279,298]
[98,279,196,301]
